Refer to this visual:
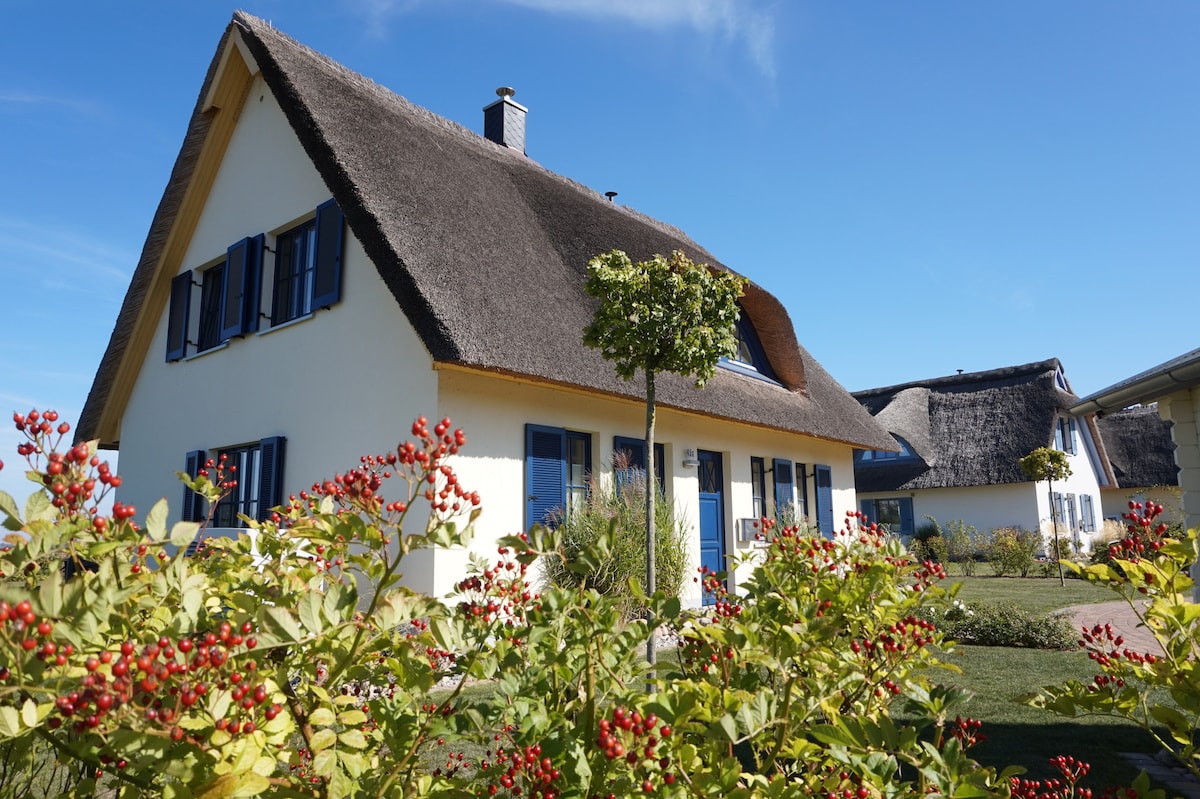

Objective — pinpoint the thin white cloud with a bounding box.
[0,219,132,287]
[496,0,777,78]
[0,91,100,115]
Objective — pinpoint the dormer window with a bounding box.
[1055,417,1078,455]
[856,435,917,463]
[721,311,777,381]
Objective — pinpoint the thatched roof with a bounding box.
[853,359,1078,491]
[78,12,893,451]
[1095,405,1178,489]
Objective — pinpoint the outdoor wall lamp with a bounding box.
[682,448,700,468]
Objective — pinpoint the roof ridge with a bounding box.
[853,358,1063,399]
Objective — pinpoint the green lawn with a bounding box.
[929,573,1163,789]
[946,573,1116,614]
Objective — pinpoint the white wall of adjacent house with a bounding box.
[858,483,1039,538]
[437,368,858,607]
[1159,388,1200,534]
[1033,425,1108,554]
[118,75,439,581]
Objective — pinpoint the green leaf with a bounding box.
[338,728,368,749]
[310,728,337,751]
[146,498,169,542]
[0,706,21,738]
[197,773,271,799]
[337,709,368,726]
[259,605,304,644]
[0,489,21,526]
[299,591,324,635]
[308,707,336,727]
[716,713,738,743]
[19,699,39,729]
[171,521,201,548]
[38,568,64,618]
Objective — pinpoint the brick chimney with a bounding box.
[483,87,527,154]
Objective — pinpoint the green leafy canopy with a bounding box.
[1018,447,1072,483]
[582,249,748,387]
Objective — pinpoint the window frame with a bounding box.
[181,437,286,527]
[859,496,915,537]
[270,199,345,327]
[749,457,766,519]
[196,262,226,353]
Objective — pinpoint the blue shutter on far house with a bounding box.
[257,436,287,521]
[166,271,192,362]
[814,464,834,538]
[859,499,873,521]
[311,199,344,309]
[898,497,915,536]
[527,425,566,531]
[772,458,794,522]
[182,450,206,522]
[220,235,263,340]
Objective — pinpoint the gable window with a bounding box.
[1055,417,1078,455]
[271,199,344,326]
[750,457,766,518]
[856,436,917,462]
[859,497,915,537]
[197,263,226,352]
[525,424,592,530]
[720,311,778,382]
[181,436,286,526]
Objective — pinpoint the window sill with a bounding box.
[718,359,782,386]
[184,341,230,362]
[258,311,314,337]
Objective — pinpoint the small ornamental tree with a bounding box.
[1019,446,1072,585]
[583,249,746,664]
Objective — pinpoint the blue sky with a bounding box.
[1,1,1197,507]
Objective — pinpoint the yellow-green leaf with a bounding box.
[338,728,368,750]
[0,706,20,738]
[197,772,271,799]
[171,521,200,548]
[147,498,169,542]
[336,709,367,726]
[308,707,336,726]
[310,728,337,751]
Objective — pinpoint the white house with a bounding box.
[1073,348,1200,535]
[76,13,894,606]
[852,360,1114,552]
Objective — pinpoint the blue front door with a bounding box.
[697,450,726,604]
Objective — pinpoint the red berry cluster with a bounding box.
[0,600,62,672]
[295,418,480,520]
[35,621,276,744]
[1079,622,1159,694]
[949,715,986,749]
[593,706,674,794]
[10,410,128,533]
[477,741,562,798]
[1010,754,1100,799]
[456,541,539,632]
[1108,501,1171,563]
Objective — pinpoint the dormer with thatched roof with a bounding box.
[76,12,892,602]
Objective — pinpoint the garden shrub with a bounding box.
[911,533,948,564]
[942,518,980,576]
[0,411,1157,798]
[923,601,1077,649]
[540,470,688,618]
[983,527,1040,576]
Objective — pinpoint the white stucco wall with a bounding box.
[1160,388,1200,533]
[437,368,858,607]
[859,483,1040,538]
[118,76,439,583]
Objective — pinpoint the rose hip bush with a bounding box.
[1029,500,1200,785]
[0,411,1162,798]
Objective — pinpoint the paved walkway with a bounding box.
[1066,600,1200,798]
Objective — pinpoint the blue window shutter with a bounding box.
[898,497,915,535]
[182,450,206,522]
[312,199,344,309]
[244,234,263,334]
[166,271,192,361]
[772,458,794,522]
[859,499,873,520]
[221,238,250,340]
[1081,494,1095,532]
[814,464,834,538]
[257,436,287,521]
[527,425,566,530]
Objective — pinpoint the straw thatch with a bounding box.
[1095,405,1178,489]
[77,12,893,452]
[853,360,1077,492]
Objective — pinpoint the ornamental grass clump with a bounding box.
[540,468,688,619]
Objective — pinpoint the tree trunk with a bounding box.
[1047,477,1065,586]
[645,368,657,666]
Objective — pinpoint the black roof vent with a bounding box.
[483,87,527,154]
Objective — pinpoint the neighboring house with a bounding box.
[1072,347,1200,535]
[76,13,894,606]
[852,360,1114,551]
[1093,405,1180,523]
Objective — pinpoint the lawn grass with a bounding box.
[929,645,1157,788]
[945,573,1115,615]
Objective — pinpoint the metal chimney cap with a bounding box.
[496,87,516,99]
[605,191,618,202]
